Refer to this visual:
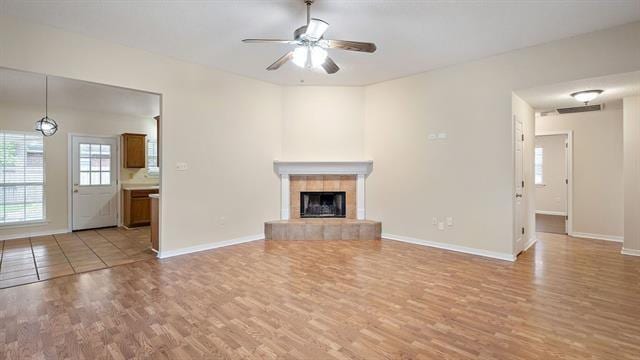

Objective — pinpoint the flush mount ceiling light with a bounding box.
[35,76,58,137]
[242,0,376,74]
[570,89,603,105]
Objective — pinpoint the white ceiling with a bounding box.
[1,0,639,86]
[0,67,160,117]
[516,71,640,111]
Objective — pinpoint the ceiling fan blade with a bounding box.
[242,39,299,45]
[266,52,294,71]
[321,57,339,74]
[321,39,377,53]
[303,18,329,41]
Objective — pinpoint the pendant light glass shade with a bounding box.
[35,76,58,136]
[35,116,58,137]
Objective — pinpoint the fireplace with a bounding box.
[300,191,346,218]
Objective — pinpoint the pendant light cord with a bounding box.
[45,76,48,118]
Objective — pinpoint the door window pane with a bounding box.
[79,143,112,186]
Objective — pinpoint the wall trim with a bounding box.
[382,233,516,262]
[621,248,640,256]
[0,228,69,241]
[570,232,623,242]
[536,210,567,216]
[523,237,537,252]
[158,234,263,259]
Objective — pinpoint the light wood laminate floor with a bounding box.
[1,233,639,359]
[0,227,155,289]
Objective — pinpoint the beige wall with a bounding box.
[0,16,283,254]
[1,16,639,257]
[364,22,640,257]
[536,106,623,239]
[535,134,567,214]
[624,96,640,252]
[281,86,364,161]
[0,102,156,239]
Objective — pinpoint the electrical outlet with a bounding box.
[446,217,454,227]
[428,134,437,141]
[432,217,438,226]
[438,222,445,231]
[438,132,447,139]
[176,162,188,171]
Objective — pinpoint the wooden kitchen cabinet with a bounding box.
[123,189,158,227]
[122,133,146,168]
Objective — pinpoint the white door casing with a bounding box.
[514,117,525,254]
[71,135,118,230]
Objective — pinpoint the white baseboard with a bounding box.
[569,232,623,242]
[382,233,516,262]
[621,248,640,256]
[523,237,537,252]
[0,228,69,241]
[158,234,264,259]
[536,210,567,216]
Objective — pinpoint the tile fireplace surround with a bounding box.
[267,161,381,241]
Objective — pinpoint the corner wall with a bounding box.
[281,86,364,161]
[624,95,640,254]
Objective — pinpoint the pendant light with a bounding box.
[35,76,58,136]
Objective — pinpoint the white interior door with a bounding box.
[514,118,525,253]
[71,136,118,230]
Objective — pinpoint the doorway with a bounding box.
[70,135,119,230]
[534,131,572,235]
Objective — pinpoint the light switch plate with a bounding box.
[438,222,445,231]
[438,133,447,139]
[428,134,437,140]
[446,217,454,226]
[432,217,438,226]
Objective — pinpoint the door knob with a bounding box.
[74,189,79,193]
[515,194,522,198]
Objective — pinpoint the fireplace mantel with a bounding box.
[274,160,373,220]
[273,160,373,176]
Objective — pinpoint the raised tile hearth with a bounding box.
[265,219,381,241]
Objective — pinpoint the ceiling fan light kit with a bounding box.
[242,0,376,74]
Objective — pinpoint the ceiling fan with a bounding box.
[242,0,377,74]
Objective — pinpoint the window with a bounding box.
[79,143,111,186]
[0,132,44,225]
[535,147,543,185]
[147,139,159,176]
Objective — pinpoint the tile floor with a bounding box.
[0,227,155,289]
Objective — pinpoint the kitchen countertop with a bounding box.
[149,194,160,199]
[121,184,159,190]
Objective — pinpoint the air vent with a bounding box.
[556,104,602,114]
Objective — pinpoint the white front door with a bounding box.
[71,136,118,230]
[514,118,525,253]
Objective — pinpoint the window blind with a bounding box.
[147,139,159,175]
[0,132,45,224]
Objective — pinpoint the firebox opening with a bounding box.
[300,191,346,218]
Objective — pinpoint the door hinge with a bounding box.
[565,179,568,185]
[522,227,525,235]
[522,180,525,188]
[521,134,524,141]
